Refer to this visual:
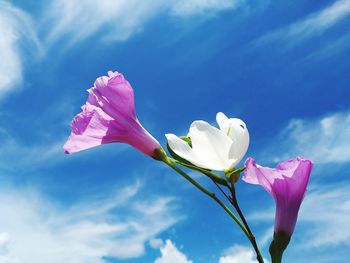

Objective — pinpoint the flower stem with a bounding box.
[229,185,265,263]
[269,231,290,263]
[163,157,251,240]
[269,247,283,263]
[169,157,227,186]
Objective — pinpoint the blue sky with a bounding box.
[0,0,350,262]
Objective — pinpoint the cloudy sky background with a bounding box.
[0,0,350,262]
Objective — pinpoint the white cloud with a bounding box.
[154,240,193,263]
[263,111,350,164]
[299,184,350,247]
[0,233,11,254]
[149,238,164,249]
[0,183,181,263]
[171,0,240,16]
[219,245,268,263]
[0,1,41,95]
[43,0,241,45]
[255,0,350,46]
[153,241,269,263]
[0,232,19,263]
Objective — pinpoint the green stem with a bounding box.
[169,157,227,186]
[163,157,250,240]
[269,231,290,263]
[230,186,264,263]
[270,248,283,263]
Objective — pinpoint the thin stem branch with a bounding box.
[229,185,264,263]
[212,179,264,263]
[164,156,264,262]
[212,180,231,203]
[163,157,250,240]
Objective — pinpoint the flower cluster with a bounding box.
[64,71,313,263]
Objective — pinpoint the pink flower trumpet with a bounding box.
[243,157,313,262]
[243,157,313,263]
[64,71,162,159]
[243,157,313,236]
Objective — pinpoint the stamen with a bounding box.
[227,125,231,136]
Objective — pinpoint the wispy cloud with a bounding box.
[43,0,165,45]
[154,239,193,263]
[261,110,350,164]
[43,0,242,46]
[0,0,41,95]
[0,125,66,172]
[0,99,128,173]
[304,32,350,61]
[0,182,181,263]
[254,0,350,47]
[299,184,350,248]
[171,0,240,17]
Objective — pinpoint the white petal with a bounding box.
[165,133,209,169]
[216,112,229,132]
[227,119,250,166]
[188,121,235,170]
[216,112,250,167]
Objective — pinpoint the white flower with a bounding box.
[166,112,249,171]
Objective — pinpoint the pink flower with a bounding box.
[243,157,313,236]
[64,71,162,159]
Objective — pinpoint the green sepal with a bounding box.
[152,148,168,161]
[269,231,291,263]
[180,136,192,147]
[225,167,245,184]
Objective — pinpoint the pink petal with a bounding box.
[243,157,313,235]
[87,72,135,120]
[63,71,161,158]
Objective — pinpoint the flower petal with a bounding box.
[64,104,118,154]
[87,72,135,120]
[165,133,204,167]
[64,104,160,156]
[227,118,249,165]
[188,121,236,170]
[243,158,283,196]
[216,112,229,131]
[243,157,313,235]
[216,112,249,166]
[276,157,313,199]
